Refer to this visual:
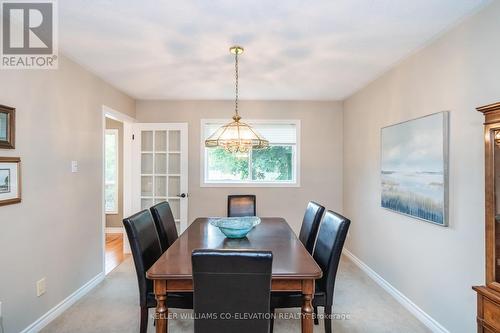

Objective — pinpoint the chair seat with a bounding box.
[270,288,326,308]
[147,292,193,309]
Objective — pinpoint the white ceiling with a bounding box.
[59,0,490,100]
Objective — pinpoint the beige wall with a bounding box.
[343,2,500,332]
[0,55,135,332]
[136,100,343,234]
[105,117,124,228]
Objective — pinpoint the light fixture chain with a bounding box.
[235,51,239,117]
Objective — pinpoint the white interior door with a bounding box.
[132,123,188,233]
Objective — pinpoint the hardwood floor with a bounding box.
[105,233,129,275]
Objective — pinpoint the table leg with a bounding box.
[301,279,314,333]
[154,280,168,333]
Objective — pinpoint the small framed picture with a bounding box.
[0,104,15,149]
[0,157,21,206]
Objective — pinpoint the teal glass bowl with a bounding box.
[209,217,261,239]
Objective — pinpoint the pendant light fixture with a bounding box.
[205,46,269,153]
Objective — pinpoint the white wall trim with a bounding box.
[105,227,124,234]
[20,272,104,333]
[343,249,449,333]
[103,105,136,124]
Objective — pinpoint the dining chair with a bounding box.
[298,201,325,254]
[270,210,350,333]
[123,210,192,333]
[192,249,273,333]
[150,201,178,252]
[227,194,256,217]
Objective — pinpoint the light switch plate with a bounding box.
[71,161,78,173]
[36,278,46,297]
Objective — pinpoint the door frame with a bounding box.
[131,122,189,232]
[101,105,135,274]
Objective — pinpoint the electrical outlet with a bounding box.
[71,160,78,173]
[36,278,46,297]
[0,301,2,317]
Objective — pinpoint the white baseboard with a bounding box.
[20,272,105,333]
[105,227,124,234]
[343,249,449,333]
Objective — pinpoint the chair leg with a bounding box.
[313,306,319,325]
[324,305,332,333]
[140,306,148,333]
[269,308,275,333]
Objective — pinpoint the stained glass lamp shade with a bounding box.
[205,115,269,153]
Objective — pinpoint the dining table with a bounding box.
[146,217,323,333]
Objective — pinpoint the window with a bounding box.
[202,120,300,186]
[105,129,119,213]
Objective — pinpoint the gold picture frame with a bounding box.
[0,157,21,206]
[0,104,15,149]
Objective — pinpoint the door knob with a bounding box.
[177,193,187,198]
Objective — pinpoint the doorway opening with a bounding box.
[102,106,135,275]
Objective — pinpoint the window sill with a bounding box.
[200,182,300,188]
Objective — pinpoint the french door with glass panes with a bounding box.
[132,123,188,233]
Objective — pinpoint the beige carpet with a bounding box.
[42,256,429,333]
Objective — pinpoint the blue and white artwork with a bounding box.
[0,113,7,141]
[0,169,10,193]
[381,112,449,226]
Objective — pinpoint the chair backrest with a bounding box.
[123,210,162,307]
[150,201,178,252]
[313,210,350,303]
[192,249,273,333]
[227,195,256,217]
[298,201,325,254]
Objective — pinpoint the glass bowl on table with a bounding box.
[209,216,261,239]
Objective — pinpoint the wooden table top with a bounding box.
[147,217,322,280]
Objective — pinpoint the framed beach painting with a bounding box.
[0,157,21,206]
[381,112,449,226]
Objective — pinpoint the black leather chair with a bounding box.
[227,194,256,217]
[298,201,325,254]
[270,211,350,333]
[192,249,273,333]
[150,201,178,252]
[123,210,192,333]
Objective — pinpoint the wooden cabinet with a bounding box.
[474,102,500,333]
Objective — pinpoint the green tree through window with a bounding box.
[206,146,294,182]
[204,120,298,184]
[207,148,249,180]
[252,146,292,181]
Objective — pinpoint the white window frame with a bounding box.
[105,129,119,214]
[200,119,301,187]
